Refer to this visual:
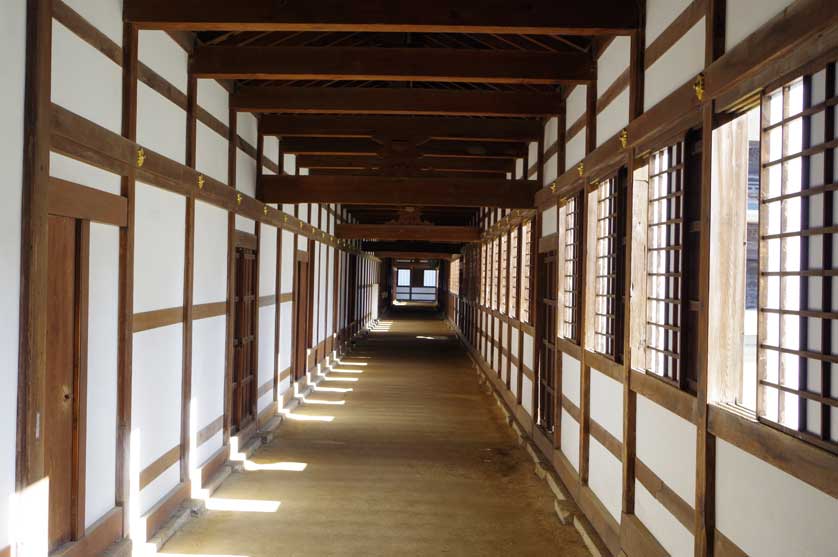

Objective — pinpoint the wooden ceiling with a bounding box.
[127,1,640,228]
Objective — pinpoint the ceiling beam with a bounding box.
[257,175,537,207]
[280,137,526,158]
[125,0,639,34]
[309,168,506,179]
[262,114,541,142]
[192,46,595,85]
[296,155,512,173]
[374,251,456,261]
[335,223,479,242]
[231,86,563,116]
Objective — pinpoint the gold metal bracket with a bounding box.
[694,73,705,102]
[137,148,146,168]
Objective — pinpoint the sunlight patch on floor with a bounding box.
[243,461,308,472]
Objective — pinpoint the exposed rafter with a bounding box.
[231,86,564,116]
[125,0,640,35]
[192,46,595,84]
[335,223,479,242]
[257,175,537,207]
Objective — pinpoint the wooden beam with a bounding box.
[232,86,564,117]
[258,175,537,208]
[373,251,456,260]
[280,137,526,158]
[335,224,479,243]
[125,0,639,34]
[262,114,542,142]
[297,155,512,173]
[193,45,594,84]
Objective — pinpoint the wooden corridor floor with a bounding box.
[160,311,588,557]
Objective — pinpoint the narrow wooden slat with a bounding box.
[630,369,697,423]
[196,415,224,446]
[132,306,183,332]
[619,512,668,557]
[47,178,128,226]
[635,458,694,532]
[139,445,181,490]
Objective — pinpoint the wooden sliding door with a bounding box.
[232,244,258,433]
[292,249,311,382]
[45,214,88,551]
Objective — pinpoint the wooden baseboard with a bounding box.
[0,546,8,557]
[144,481,190,542]
[257,400,277,429]
[578,485,620,556]
[53,507,123,557]
[199,445,228,488]
[620,513,667,557]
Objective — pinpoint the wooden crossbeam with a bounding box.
[262,114,541,142]
[192,46,594,84]
[296,155,513,173]
[257,175,537,208]
[125,0,639,34]
[231,86,563,116]
[280,137,526,158]
[374,251,456,261]
[308,168,505,179]
[335,224,479,243]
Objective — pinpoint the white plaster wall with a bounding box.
[562,354,582,406]
[197,79,229,127]
[258,305,276,413]
[283,153,297,175]
[235,149,257,234]
[191,315,225,467]
[541,205,558,237]
[589,368,623,441]
[644,19,705,111]
[588,439,622,522]
[0,3,25,545]
[561,411,580,471]
[528,142,538,175]
[279,302,293,374]
[636,481,694,557]
[510,327,520,358]
[139,31,187,93]
[726,0,795,50]
[521,376,534,416]
[597,88,629,147]
[598,37,631,97]
[132,324,183,515]
[260,225,277,297]
[238,113,258,151]
[544,153,559,186]
[326,247,335,336]
[716,438,838,557]
[566,86,587,128]
[566,131,586,169]
[52,20,122,134]
[193,201,228,305]
[85,224,120,527]
[137,82,187,164]
[636,395,696,506]
[280,230,295,292]
[63,0,122,45]
[522,333,534,370]
[134,183,185,313]
[646,0,693,44]
[196,122,228,183]
[50,154,121,195]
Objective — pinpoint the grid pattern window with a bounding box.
[521,221,532,323]
[594,178,619,356]
[481,243,487,305]
[510,228,519,319]
[759,63,838,448]
[561,196,582,341]
[449,259,460,296]
[491,238,499,310]
[500,234,508,314]
[646,141,685,383]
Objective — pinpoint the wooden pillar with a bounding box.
[116,22,138,537]
[223,108,237,444]
[622,8,646,517]
[17,0,53,492]
[180,67,197,481]
[273,141,283,403]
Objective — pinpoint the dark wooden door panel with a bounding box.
[233,247,258,432]
[46,215,77,551]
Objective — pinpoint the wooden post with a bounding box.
[17,0,53,492]
[622,10,646,517]
[181,68,197,481]
[273,140,283,403]
[116,22,138,537]
[223,108,237,444]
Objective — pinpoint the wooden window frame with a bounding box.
[561,194,582,343]
[756,62,838,452]
[593,175,622,358]
[645,139,687,386]
[521,220,533,324]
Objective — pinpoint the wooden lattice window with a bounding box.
[510,227,519,319]
[491,238,499,310]
[449,258,460,296]
[758,63,838,449]
[481,243,487,305]
[500,234,508,314]
[594,177,620,357]
[520,221,532,323]
[562,195,582,342]
[646,140,685,383]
